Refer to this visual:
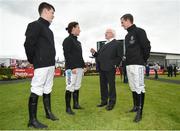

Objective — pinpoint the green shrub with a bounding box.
[1,75,18,80]
[0,68,13,79]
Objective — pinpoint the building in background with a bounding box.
[148,52,180,68]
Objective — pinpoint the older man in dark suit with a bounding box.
[90,29,123,110]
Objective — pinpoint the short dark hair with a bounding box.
[121,14,134,23]
[66,22,79,34]
[38,2,55,15]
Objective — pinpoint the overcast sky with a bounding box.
[0,0,180,62]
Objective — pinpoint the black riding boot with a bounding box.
[129,91,137,112]
[43,93,59,121]
[73,90,83,109]
[65,90,75,115]
[28,93,48,129]
[134,92,143,122]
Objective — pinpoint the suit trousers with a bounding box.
[99,69,116,105]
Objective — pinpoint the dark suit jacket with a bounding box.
[93,39,123,71]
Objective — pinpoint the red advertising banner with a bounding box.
[13,68,61,78]
[149,69,164,75]
[54,68,61,76]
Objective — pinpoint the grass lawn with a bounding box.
[148,74,180,80]
[0,75,180,130]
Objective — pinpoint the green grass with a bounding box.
[0,75,180,130]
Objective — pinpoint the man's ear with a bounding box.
[43,8,48,14]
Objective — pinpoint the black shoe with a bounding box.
[46,113,59,121]
[105,105,114,111]
[66,108,75,115]
[28,120,48,129]
[97,102,107,107]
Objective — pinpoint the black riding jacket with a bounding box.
[63,34,85,69]
[125,24,151,65]
[24,17,56,69]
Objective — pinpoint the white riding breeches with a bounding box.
[65,68,84,92]
[126,65,145,94]
[31,66,55,96]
